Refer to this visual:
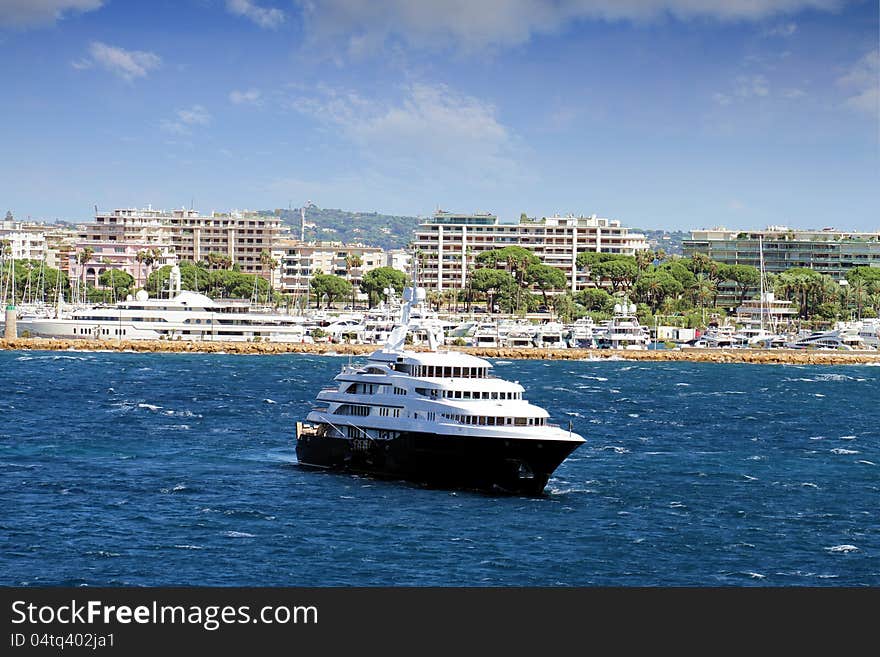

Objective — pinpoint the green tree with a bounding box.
[525,263,566,308]
[361,267,407,308]
[723,264,761,305]
[99,268,134,301]
[576,287,614,312]
[471,268,514,314]
[689,273,716,317]
[775,268,834,319]
[310,273,352,309]
[661,260,696,289]
[632,268,683,311]
[635,250,654,272]
[551,292,583,323]
[591,258,638,293]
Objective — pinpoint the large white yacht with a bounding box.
[296,281,585,495]
[17,266,309,343]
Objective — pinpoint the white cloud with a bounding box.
[736,74,770,98]
[161,105,212,135]
[838,49,879,118]
[226,0,285,29]
[763,22,798,37]
[289,82,526,188]
[86,41,161,81]
[0,0,102,28]
[714,74,771,105]
[297,0,843,52]
[230,88,263,105]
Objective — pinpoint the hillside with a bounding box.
[271,206,421,250]
[636,229,689,255]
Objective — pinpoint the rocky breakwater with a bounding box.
[2,337,879,365]
[0,337,378,356]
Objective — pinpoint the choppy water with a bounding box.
[1,351,877,586]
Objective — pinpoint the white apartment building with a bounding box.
[1,221,49,262]
[412,210,649,292]
[273,240,387,297]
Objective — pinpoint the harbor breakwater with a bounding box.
[2,337,879,365]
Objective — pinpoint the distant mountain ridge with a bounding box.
[267,206,689,254]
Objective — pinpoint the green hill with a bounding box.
[270,206,421,250]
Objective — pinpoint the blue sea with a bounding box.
[1,350,877,586]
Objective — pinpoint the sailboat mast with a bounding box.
[758,235,765,334]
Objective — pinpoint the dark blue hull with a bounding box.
[295,428,581,495]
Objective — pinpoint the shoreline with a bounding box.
[2,337,879,365]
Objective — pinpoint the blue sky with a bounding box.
[1,1,877,231]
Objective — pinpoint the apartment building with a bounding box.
[71,206,288,288]
[684,225,880,281]
[412,210,649,292]
[273,240,387,297]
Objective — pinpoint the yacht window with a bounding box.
[491,392,498,400]
[453,367,461,378]
[454,391,461,399]
[515,418,527,426]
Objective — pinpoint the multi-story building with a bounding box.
[384,249,412,274]
[72,207,178,288]
[170,209,287,277]
[412,210,649,292]
[1,220,49,262]
[273,240,387,299]
[683,225,880,281]
[1,219,80,271]
[70,206,289,289]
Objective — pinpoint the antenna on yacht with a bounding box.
[383,250,422,352]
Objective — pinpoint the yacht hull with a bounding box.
[296,429,581,496]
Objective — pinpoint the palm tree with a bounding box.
[849,279,867,319]
[344,254,363,309]
[635,250,653,272]
[136,250,147,289]
[690,273,716,324]
[259,249,279,302]
[77,246,95,303]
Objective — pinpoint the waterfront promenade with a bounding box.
[2,338,879,365]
